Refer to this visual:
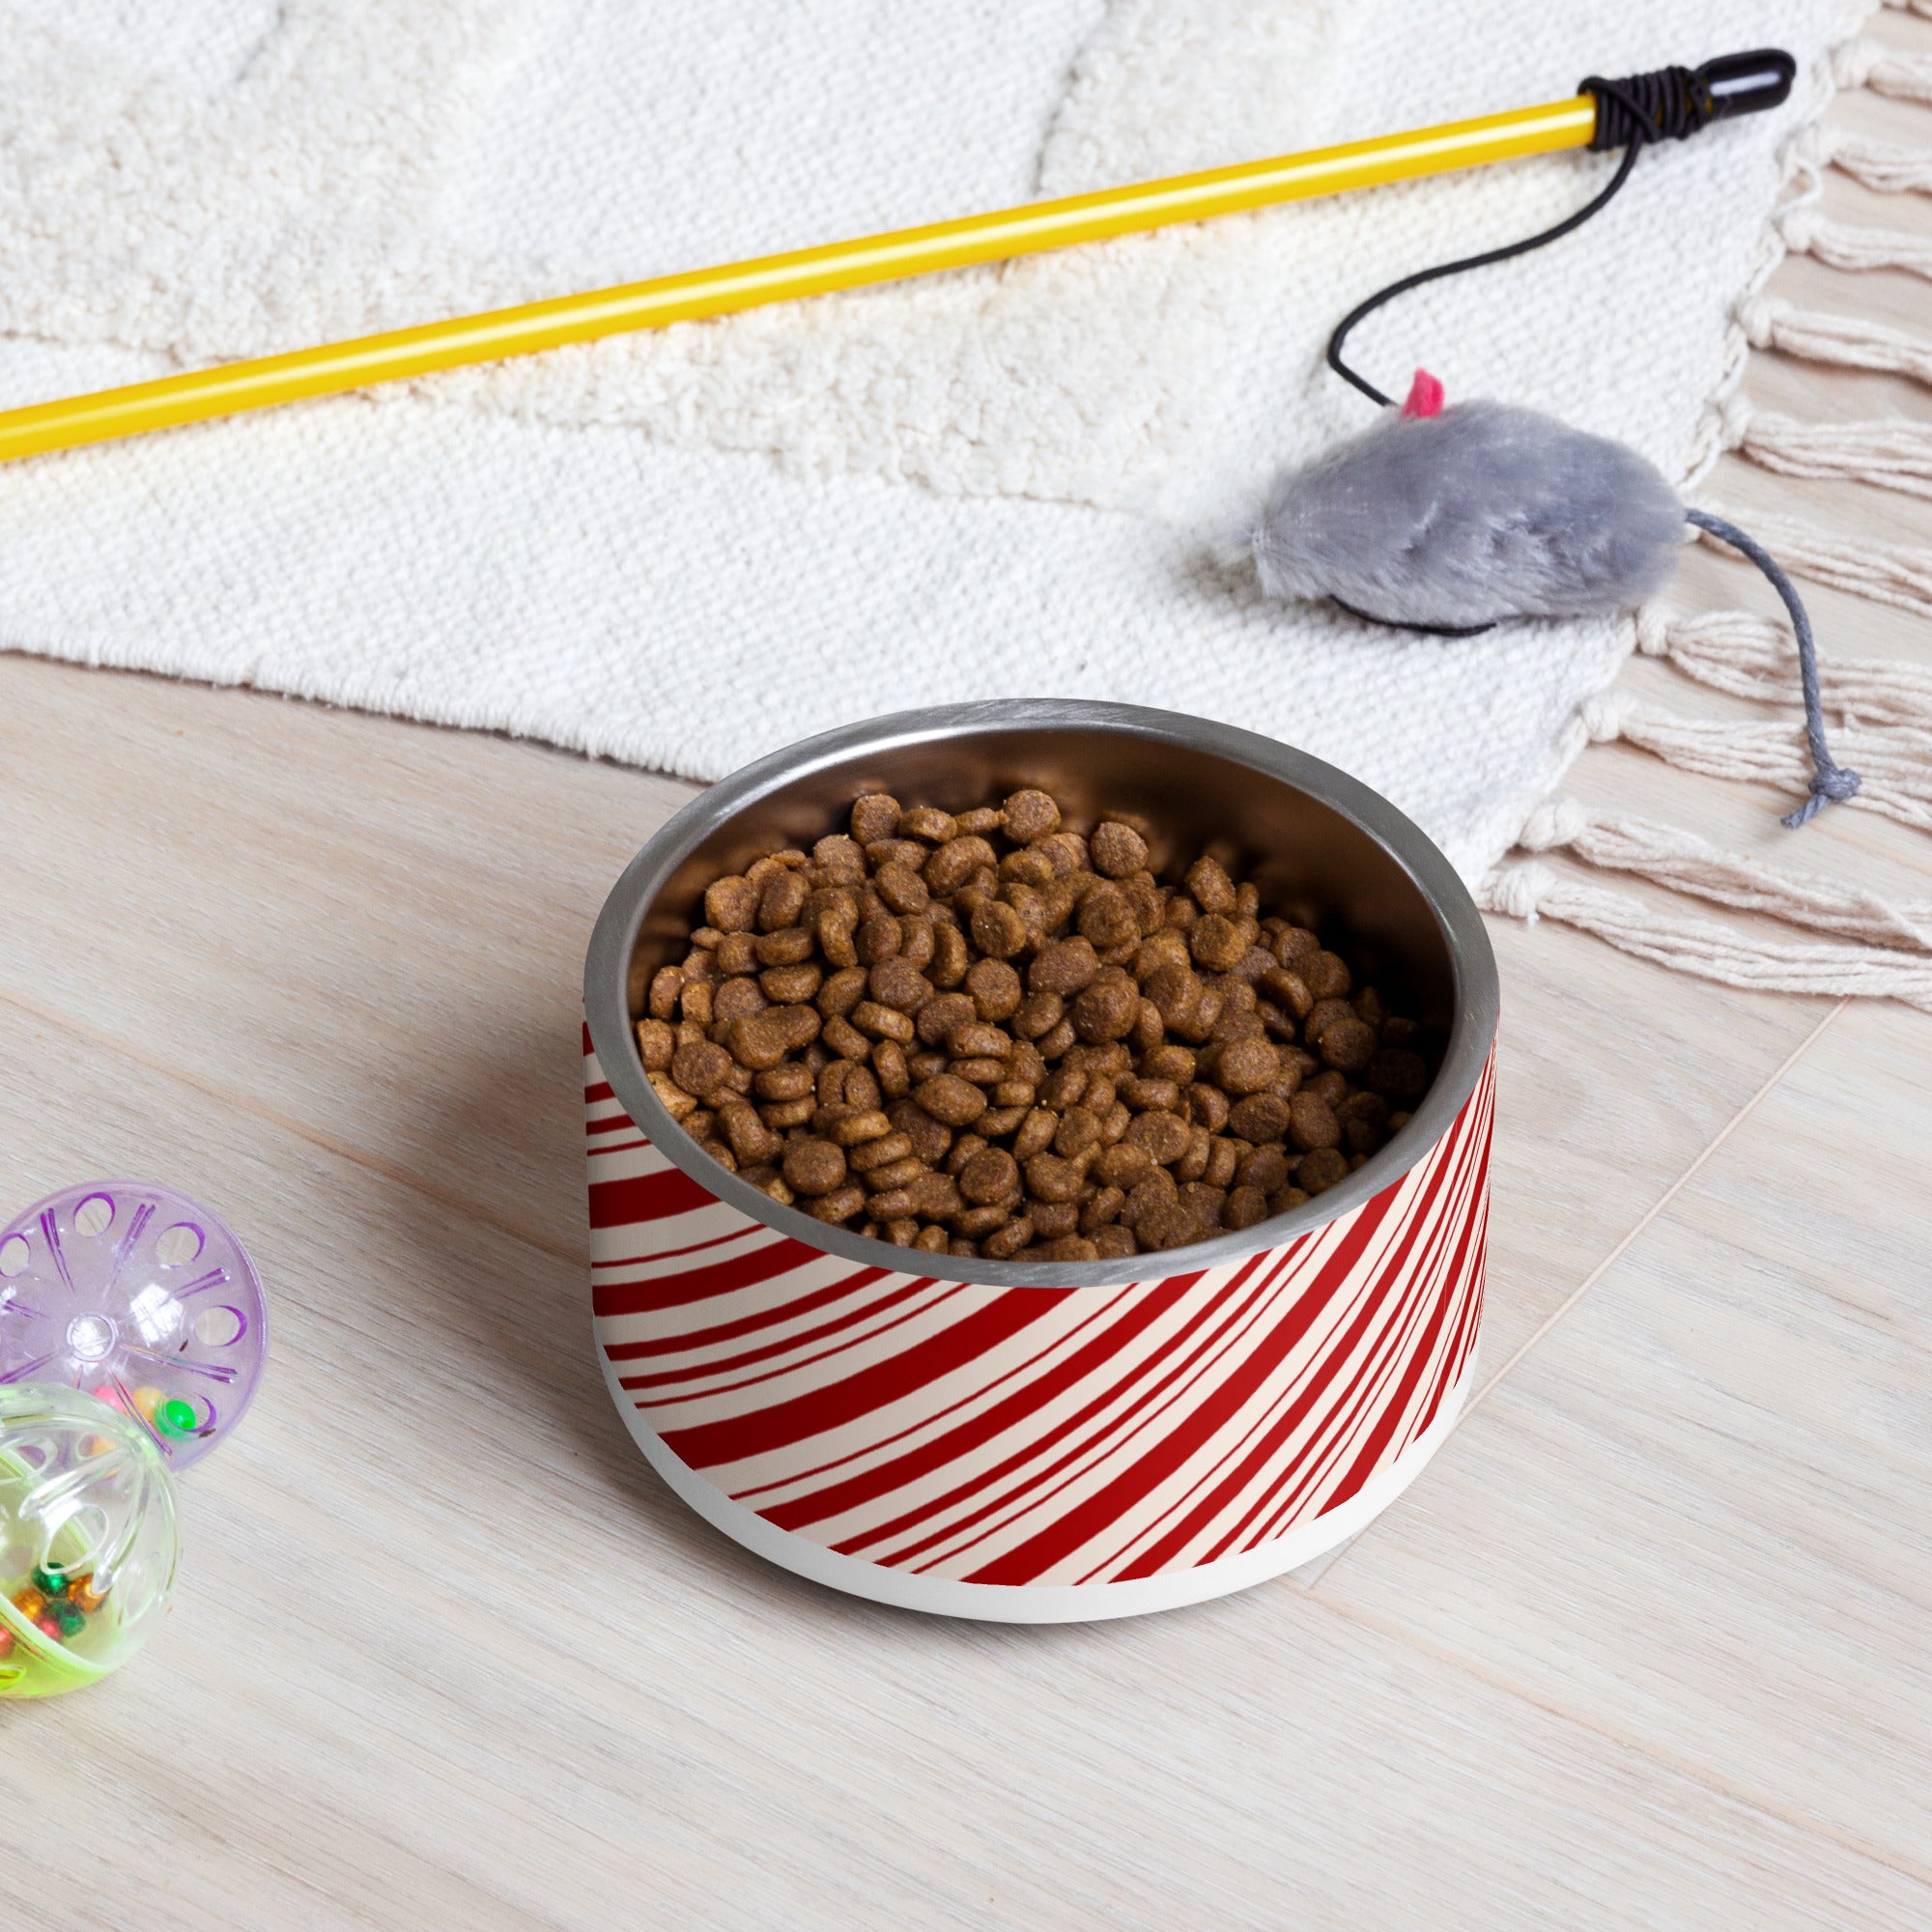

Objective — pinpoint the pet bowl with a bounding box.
[583,700,1497,1622]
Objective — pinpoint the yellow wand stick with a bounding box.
[0,52,1793,466]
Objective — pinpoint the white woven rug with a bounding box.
[0,0,1889,901]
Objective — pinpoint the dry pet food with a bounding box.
[635,788,1439,1264]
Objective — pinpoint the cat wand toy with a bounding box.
[0,51,1792,465]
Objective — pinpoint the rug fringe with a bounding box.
[1815,125,1932,192]
[1517,797,1932,951]
[1692,504,1932,618]
[1834,35,1932,103]
[1741,296,1932,385]
[1635,603,1932,728]
[1722,396,1932,498]
[1779,205,1932,280]
[1481,862,1932,1009]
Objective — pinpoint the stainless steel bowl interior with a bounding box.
[586,700,1498,1289]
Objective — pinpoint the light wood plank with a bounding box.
[0,1001,1925,1931]
[1313,997,1932,1881]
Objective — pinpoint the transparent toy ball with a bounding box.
[0,1383,180,1698]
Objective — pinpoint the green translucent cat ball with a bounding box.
[0,1384,180,1697]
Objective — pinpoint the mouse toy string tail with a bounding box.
[1684,510,1861,826]
[1321,49,1856,828]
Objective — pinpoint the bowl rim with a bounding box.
[584,699,1498,1290]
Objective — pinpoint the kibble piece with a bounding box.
[875,863,930,916]
[1301,950,1352,999]
[716,931,760,977]
[1227,1092,1291,1143]
[851,1131,915,1173]
[1094,1142,1152,1190]
[1053,1105,1103,1158]
[635,1018,675,1071]
[1367,1048,1430,1101]
[827,1109,894,1148]
[1010,990,1064,1040]
[1302,997,1354,1044]
[1137,1202,1200,1252]
[1093,1224,1139,1260]
[704,875,760,933]
[1002,788,1061,841]
[849,794,902,844]
[758,870,810,934]
[898,805,956,842]
[1297,1147,1350,1195]
[1215,1037,1280,1096]
[760,963,822,1005]
[1076,883,1140,951]
[1070,969,1139,1042]
[782,1138,848,1198]
[981,1217,1034,1260]
[1223,1184,1269,1231]
[1125,1110,1191,1166]
[970,899,1029,959]
[851,1000,917,1044]
[1184,856,1237,917]
[867,958,932,1012]
[1288,1091,1342,1153]
[915,1073,988,1128]
[672,1039,735,1099]
[1090,819,1150,878]
[1318,1017,1378,1073]
[1029,937,1099,997]
[1188,915,1246,974]
[958,1146,1020,1204]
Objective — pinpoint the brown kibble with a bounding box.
[1186,1082,1232,1133]
[1288,1092,1342,1152]
[914,1074,988,1127]
[1183,856,1237,916]
[875,863,930,916]
[1227,1092,1291,1144]
[719,1100,781,1166]
[950,1057,1009,1086]
[759,963,822,1005]
[760,1096,815,1130]
[648,1072,697,1122]
[635,1018,675,1072]
[848,794,902,844]
[704,875,759,933]
[807,1184,867,1224]
[1090,820,1150,878]
[1002,789,1060,841]
[958,957,1017,1023]
[1301,997,1354,1044]
[1319,1018,1378,1072]
[1037,1235,1098,1263]
[1223,1184,1269,1232]
[1309,1068,1349,1109]
[647,965,684,1021]
[855,913,904,965]
[827,1109,893,1148]
[1024,1152,1084,1203]
[981,1217,1034,1260]
[958,1146,1021,1204]
[1053,1105,1102,1158]
[713,977,767,1025]
[1093,1224,1139,1260]
[1215,1037,1280,1096]
[1009,1107,1056,1159]
[915,991,976,1048]
[1079,1185,1126,1234]
[850,1000,917,1044]
[672,1039,734,1098]
[1302,950,1352,999]
[1029,937,1099,997]
[1011,990,1065,1039]
[1094,1142,1152,1190]
[927,923,970,987]
[1125,1111,1191,1165]
[1076,883,1141,951]
[754,925,815,970]
[1188,914,1246,974]
[1118,1074,1181,1114]
[944,1021,1009,1061]
[971,899,1029,959]
[782,1138,847,1197]
[816,965,869,1019]
[862,1160,926,1197]
[1298,1147,1350,1196]
[867,958,932,1013]
[897,805,955,842]
[871,1038,911,1098]
[1367,1048,1430,1101]
[1275,926,1320,963]
[758,870,810,934]
[953,1203,1012,1238]
[1204,1136,1239,1190]
[924,835,997,895]
[1070,969,1140,1042]
[1137,1202,1200,1252]
[851,1131,915,1173]
[1237,1145,1292,1196]
[716,931,760,977]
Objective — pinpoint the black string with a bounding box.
[1319,64,1860,825]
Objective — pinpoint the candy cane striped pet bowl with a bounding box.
[584,702,1498,1622]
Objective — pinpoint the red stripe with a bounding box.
[582,1022,595,1057]
[593,1227,753,1271]
[857,1259,1290,1565]
[585,1081,617,1105]
[603,1265,897,1355]
[762,1276,1198,1534]
[593,1241,870,1318]
[624,1283,955,1396]
[586,1117,635,1138]
[1104,1159,1450,1582]
[587,1164,717,1231]
[955,1186,1405,1584]
[1204,1085,1486,1563]
[659,1291,1058,1469]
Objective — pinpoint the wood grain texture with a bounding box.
[3,17,1932,1926]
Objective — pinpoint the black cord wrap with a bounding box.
[1313,48,1851,825]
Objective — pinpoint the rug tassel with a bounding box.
[1635,604,1932,729]
[1741,297,1932,387]
[1692,504,1932,619]
[1779,206,1932,282]
[1815,126,1932,195]
[1720,395,1932,499]
[1518,797,1932,951]
[1834,36,1932,104]
[1580,690,1932,833]
[1481,861,1932,1009]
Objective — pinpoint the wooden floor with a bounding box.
[5,23,1931,1929]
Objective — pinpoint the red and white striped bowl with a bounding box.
[584,702,1498,1621]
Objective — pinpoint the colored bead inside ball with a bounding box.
[0,1384,179,1699]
